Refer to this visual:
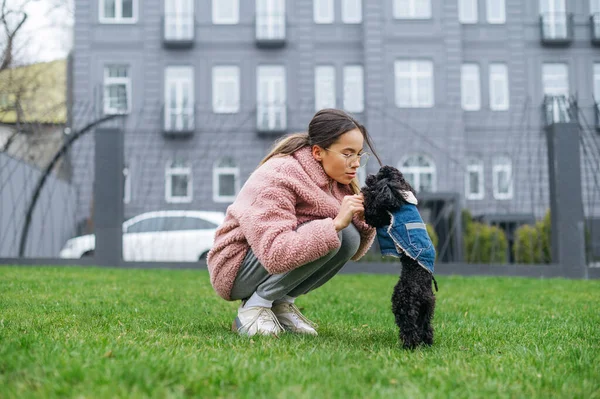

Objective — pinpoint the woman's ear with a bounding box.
[312,145,324,162]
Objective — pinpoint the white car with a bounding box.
[59,210,225,262]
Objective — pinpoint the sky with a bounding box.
[10,0,73,64]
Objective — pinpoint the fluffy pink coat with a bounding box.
[207,146,376,301]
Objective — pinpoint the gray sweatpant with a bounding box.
[230,224,361,301]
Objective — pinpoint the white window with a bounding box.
[400,154,436,193]
[592,0,600,14]
[465,158,484,200]
[343,65,364,113]
[459,0,478,23]
[493,157,513,200]
[212,66,240,114]
[489,64,509,110]
[342,0,362,23]
[257,66,287,131]
[164,0,194,41]
[394,0,432,19]
[165,66,194,131]
[461,64,481,111]
[213,0,239,24]
[213,157,239,203]
[256,0,286,40]
[165,161,192,203]
[486,0,506,23]
[103,65,131,115]
[593,63,600,103]
[100,0,137,23]
[314,0,334,23]
[395,60,434,108]
[315,66,336,111]
[542,63,569,96]
[123,166,131,204]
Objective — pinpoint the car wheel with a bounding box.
[81,250,95,258]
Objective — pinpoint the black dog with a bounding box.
[362,166,436,349]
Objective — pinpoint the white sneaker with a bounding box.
[232,304,284,337]
[272,303,318,336]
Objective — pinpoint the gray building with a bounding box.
[70,0,600,240]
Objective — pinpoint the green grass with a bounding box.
[0,266,599,399]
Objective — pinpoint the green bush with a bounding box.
[513,210,551,264]
[426,224,439,251]
[462,211,508,263]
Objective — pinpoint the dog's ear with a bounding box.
[362,175,406,227]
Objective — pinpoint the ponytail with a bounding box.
[258,132,310,167]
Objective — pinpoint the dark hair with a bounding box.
[260,108,382,166]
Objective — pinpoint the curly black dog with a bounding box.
[362,166,437,349]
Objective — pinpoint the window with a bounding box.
[343,65,364,113]
[592,0,600,14]
[162,217,219,232]
[165,161,192,203]
[465,158,484,200]
[126,217,166,234]
[540,0,567,38]
[486,0,506,23]
[123,166,131,204]
[394,0,431,19]
[461,64,481,111]
[542,63,569,96]
[400,155,436,193]
[165,67,194,131]
[493,157,513,200]
[213,0,239,24]
[489,64,509,110]
[342,0,362,23]
[256,0,286,40]
[594,64,600,103]
[213,66,240,114]
[315,66,336,111]
[164,0,194,41]
[213,157,239,203]
[459,0,478,23]
[100,0,137,23]
[314,0,334,23]
[395,60,434,108]
[257,66,287,131]
[103,65,131,115]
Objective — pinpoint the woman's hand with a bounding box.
[333,194,365,232]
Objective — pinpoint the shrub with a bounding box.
[463,221,509,263]
[513,210,551,264]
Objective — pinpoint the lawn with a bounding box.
[0,266,598,399]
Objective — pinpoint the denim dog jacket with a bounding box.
[375,191,435,274]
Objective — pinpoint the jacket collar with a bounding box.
[293,146,333,189]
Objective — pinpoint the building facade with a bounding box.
[70,0,600,233]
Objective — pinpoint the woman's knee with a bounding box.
[337,227,361,259]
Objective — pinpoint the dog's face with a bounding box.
[361,165,416,228]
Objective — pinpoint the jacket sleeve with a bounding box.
[233,172,341,275]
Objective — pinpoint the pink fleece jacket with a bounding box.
[207,146,376,301]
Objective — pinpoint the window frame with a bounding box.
[465,158,484,200]
[486,0,506,24]
[165,161,193,204]
[212,66,240,114]
[314,0,334,24]
[399,154,437,193]
[164,0,194,40]
[315,65,336,111]
[164,66,195,131]
[99,0,138,24]
[459,0,478,24]
[393,0,432,20]
[257,65,287,131]
[343,65,364,113]
[489,63,510,111]
[492,157,513,200]
[395,60,434,108]
[342,0,362,23]
[542,63,569,96]
[212,0,239,24]
[461,63,481,111]
[103,65,132,115]
[213,158,240,203]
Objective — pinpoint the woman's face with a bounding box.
[312,128,365,185]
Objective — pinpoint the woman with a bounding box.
[207,109,382,336]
